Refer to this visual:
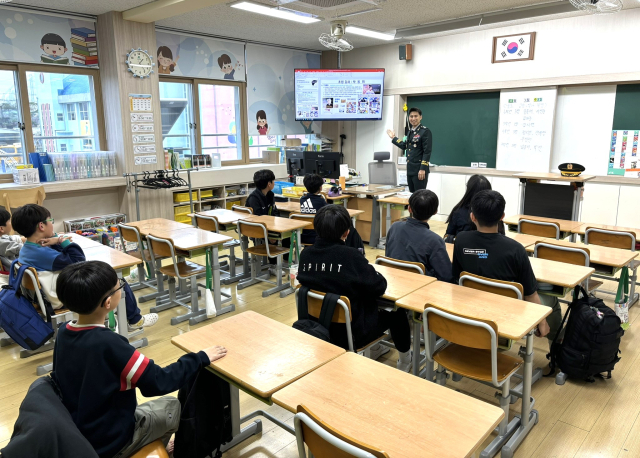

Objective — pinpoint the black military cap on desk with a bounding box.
[558,163,585,177]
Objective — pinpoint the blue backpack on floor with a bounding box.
[0,261,54,350]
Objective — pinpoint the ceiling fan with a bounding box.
[570,0,623,14]
[319,20,354,52]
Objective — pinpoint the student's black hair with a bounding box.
[253,169,276,190]
[57,261,119,315]
[314,205,350,243]
[218,53,232,68]
[303,173,324,194]
[408,107,422,116]
[41,33,66,48]
[256,110,268,131]
[446,174,492,224]
[11,204,51,238]
[0,209,10,227]
[409,189,438,221]
[470,190,506,228]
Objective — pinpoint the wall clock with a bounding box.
[126,48,155,78]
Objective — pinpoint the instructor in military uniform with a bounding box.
[387,107,432,192]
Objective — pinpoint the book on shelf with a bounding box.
[73,47,98,57]
[71,38,97,49]
[71,27,96,38]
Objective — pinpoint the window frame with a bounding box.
[16,63,106,160]
[160,75,257,166]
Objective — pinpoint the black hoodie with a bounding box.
[245,188,280,217]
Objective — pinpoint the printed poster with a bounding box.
[155,30,245,82]
[246,44,321,136]
[608,129,640,177]
[0,7,98,67]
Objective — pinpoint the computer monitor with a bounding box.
[285,151,341,181]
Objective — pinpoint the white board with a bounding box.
[551,85,616,176]
[496,87,557,173]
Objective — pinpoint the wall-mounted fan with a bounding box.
[319,20,354,52]
[570,0,623,14]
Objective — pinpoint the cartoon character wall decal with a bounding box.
[256,110,270,135]
[218,54,242,80]
[40,33,69,65]
[157,46,179,75]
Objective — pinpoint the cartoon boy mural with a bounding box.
[157,46,179,75]
[256,110,270,135]
[218,54,242,80]
[40,33,69,65]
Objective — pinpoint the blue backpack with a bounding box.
[0,261,54,350]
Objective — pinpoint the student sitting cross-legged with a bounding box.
[385,189,453,282]
[452,190,560,343]
[52,261,227,458]
[12,203,157,330]
[297,205,412,371]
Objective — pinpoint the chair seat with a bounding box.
[434,344,523,384]
[126,249,151,261]
[587,278,604,292]
[159,261,206,278]
[356,334,387,354]
[32,303,72,316]
[246,244,289,258]
[129,440,169,458]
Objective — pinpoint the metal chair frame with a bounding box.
[518,219,560,240]
[194,213,242,287]
[118,223,158,294]
[374,256,425,275]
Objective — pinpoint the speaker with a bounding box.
[399,44,412,61]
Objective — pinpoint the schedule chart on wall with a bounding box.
[294,69,384,121]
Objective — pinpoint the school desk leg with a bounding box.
[412,320,422,377]
[223,236,255,284]
[220,384,263,453]
[518,180,526,215]
[629,263,639,308]
[500,331,538,458]
[139,258,168,302]
[369,196,380,248]
[116,270,147,349]
[190,246,235,326]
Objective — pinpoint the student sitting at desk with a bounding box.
[12,204,158,330]
[297,205,412,371]
[385,189,453,282]
[452,190,559,343]
[52,261,227,458]
[445,174,505,242]
[299,173,364,251]
[0,209,24,272]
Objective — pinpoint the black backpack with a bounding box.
[174,368,233,458]
[547,285,623,382]
[293,285,339,342]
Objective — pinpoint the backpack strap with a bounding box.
[545,284,581,376]
[297,285,311,321]
[317,292,340,331]
[9,260,29,292]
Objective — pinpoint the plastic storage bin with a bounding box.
[273,181,294,195]
[173,191,195,203]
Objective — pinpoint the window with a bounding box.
[56,113,64,122]
[249,135,277,160]
[0,70,25,165]
[27,71,99,154]
[60,143,67,151]
[198,83,243,162]
[159,81,195,160]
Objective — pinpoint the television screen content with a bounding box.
[294,68,384,122]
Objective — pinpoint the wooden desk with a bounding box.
[503,214,583,234]
[239,215,310,297]
[372,263,437,302]
[513,172,595,183]
[572,222,640,237]
[272,352,504,458]
[342,184,405,248]
[82,245,147,348]
[190,209,254,227]
[326,194,350,207]
[275,201,365,224]
[525,238,638,269]
[149,227,234,326]
[376,195,410,249]
[62,233,104,249]
[508,232,555,248]
[172,311,345,453]
[397,281,550,457]
[127,218,192,235]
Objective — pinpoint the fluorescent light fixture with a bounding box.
[346,26,395,41]
[231,2,320,24]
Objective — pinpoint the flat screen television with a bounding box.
[294,68,384,122]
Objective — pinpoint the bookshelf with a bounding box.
[173,182,252,223]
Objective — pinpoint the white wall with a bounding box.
[342,9,640,92]
[355,95,394,183]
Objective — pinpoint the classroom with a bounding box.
[0,0,639,457]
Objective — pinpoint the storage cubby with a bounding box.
[171,183,251,221]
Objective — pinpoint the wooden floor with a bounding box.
[1,220,639,458]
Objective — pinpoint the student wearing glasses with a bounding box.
[12,204,157,330]
[52,261,228,458]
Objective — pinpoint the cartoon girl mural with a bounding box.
[256,110,270,135]
[157,46,179,75]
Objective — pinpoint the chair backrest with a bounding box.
[118,223,142,244]
[290,213,315,230]
[129,440,170,458]
[518,218,560,239]
[2,186,46,214]
[294,405,389,458]
[368,161,397,187]
[13,262,47,316]
[194,214,220,233]
[237,220,268,240]
[232,205,253,215]
[534,242,590,267]
[458,271,523,300]
[146,234,177,262]
[374,256,425,275]
[585,227,636,251]
[296,287,355,350]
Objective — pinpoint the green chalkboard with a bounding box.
[612,84,640,130]
[407,92,500,167]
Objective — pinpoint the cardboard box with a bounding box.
[262,149,280,164]
[283,138,302,147]
[347,197,403,223]
[13,167,40,185]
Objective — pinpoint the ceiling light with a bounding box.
[231,2,320,24]
[346,26,395,41]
